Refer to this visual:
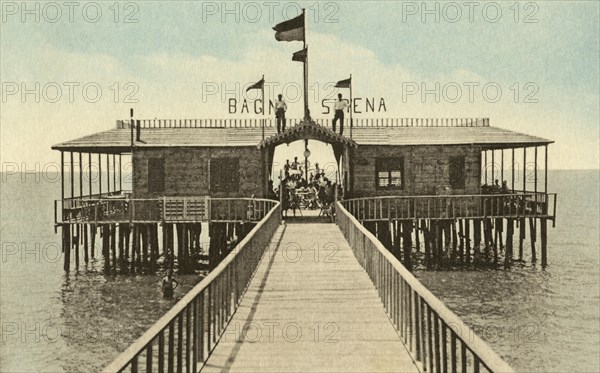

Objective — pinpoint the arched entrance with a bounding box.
[258,118,356,218]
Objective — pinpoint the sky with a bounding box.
[1,0,599,170]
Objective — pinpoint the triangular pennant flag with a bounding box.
[335,78,351,88]
[273,13,304,42]
[292,47,307,62]
[246,78,264,92]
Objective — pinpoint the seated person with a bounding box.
[492,179,502,193]
[501,180,510,194]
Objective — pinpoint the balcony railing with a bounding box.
[336,202,514,373]
[341,193,556,221]
[55,196,279,224]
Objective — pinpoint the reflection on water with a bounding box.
[1,171,599,372]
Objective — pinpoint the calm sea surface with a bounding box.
[1,170,598,372]
[0,176,206,372]
[415,170,600,372]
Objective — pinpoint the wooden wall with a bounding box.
[133,147,264,198]
[352,145,481,197]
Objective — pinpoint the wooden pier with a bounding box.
[202,222,419,373]
[102,203,513,373]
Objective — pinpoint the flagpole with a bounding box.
[302,8,308,120]
[349,74,353,139]
[261,74,265,140]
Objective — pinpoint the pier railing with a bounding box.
[102,201,281,373]
[342,193,556,221]
[56,197,279,225]
[117,117,489,129]
[336,202,514,373]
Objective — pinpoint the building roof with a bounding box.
[51,127,280,153]
[51,119,553,153]
[351,126,552,149]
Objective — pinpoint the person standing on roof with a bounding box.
[332,93,349,135]
[275,94,287,133]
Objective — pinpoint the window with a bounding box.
[449,156,466,189]
[375,158,404,190]
[148,158,165,193]
[210,158,239,192]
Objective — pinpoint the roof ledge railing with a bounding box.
[116,118,490,130]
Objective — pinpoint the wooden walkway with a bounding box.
[201,221,420,373]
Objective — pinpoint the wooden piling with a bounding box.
[90,225,96,259]
[177,224,184,273]
[131,225,138,273]
[464,219,470,264]
[391,221,400,259]
[451,221,458,262]
[124,225,130,261]
[183,224,190,272]
[136,225,142,270]
[529,218,537,262]
[150,224,158,273]
[401,221,413,270]
[102,225,110,273]
[422,221,431,267]
[443,222,451,260]
[458,220,464,263]
[541,219,548,267]
[473,219,481,263]
[483,219,495,264]
[118,224,124,268]
[168,224,175,271]
[74,224,79,268]
[432,221,441,267]
[496,218,504,252]
[518,218,525,260]
[414,220,421,254]
[142,224,149,270]
[505,219,514,268]
[63,225,71,271]
[110,224,116,269]
[83,224,89,264]
[377,221,393,257]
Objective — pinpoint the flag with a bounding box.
[273,13,304,42]
[335,77,351,88]
[246,77,264,92]
[292,47,307,62]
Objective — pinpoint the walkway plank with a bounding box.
[201,223,419,373]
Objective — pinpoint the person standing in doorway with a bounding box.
[332,93,349,135]
[275,94,287,133]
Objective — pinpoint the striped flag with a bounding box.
[335,77,351,88]
[292,47,307,62]
[273,13,304,42]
